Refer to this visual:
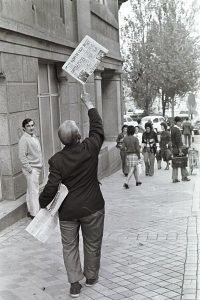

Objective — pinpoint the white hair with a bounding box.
[58,120,80,145]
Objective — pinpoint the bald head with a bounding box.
[58,120,81,145]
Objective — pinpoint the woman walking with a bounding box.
[142,122,159,176]
[116,125,129,176]
[122,126,141,189]
[157,122,172,170]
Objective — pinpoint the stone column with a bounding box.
[94,68,104,118]
[102,71,123,141]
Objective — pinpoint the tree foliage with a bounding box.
[120,0,200,116]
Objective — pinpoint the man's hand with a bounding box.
[81,92,94,110]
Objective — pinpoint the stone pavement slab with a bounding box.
[0,151,200,299]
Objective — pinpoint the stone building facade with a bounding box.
[0,0,126,201]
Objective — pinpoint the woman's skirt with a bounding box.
[126,153,138,167]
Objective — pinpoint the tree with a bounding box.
[120,0,200,116]
[187,92,197,119]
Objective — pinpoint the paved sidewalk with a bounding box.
[0,154,200,299]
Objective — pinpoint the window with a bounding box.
[153,118,159,123]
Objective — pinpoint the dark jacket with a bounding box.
[171,125,183,156]
[122,135,140,158]
[160,130,171,150]
[182,121,193,135]
[142,130,158,154]
[39,108,105,221]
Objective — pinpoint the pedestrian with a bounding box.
[18,119,43,219]
[182,117,193,147]
[171,116,190,183]
[142,122,159,176]
[157,122,172,170]
[116,125,129,176]
[134,126,143,146]
[134,126,144,176]
[39,92,105,298]
[137,118,145,133]
[122,126,141,189]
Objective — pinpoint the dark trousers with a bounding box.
[172,167,188,180]
[120,150,129,175]
[143,149,155,175]
[59,209,105,283]
[184,134,191,147]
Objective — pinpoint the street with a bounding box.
[0,138,200,300]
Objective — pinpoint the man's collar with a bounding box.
[24,132,36,138]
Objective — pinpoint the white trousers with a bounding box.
[22,168,41,216]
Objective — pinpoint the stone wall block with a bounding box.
[23,84,38,111]
[0,146,12,175]
[23,57,38,82]
[7,84,24,113]
[0,84,7,113]
[11,144,21,175]
[2,54,23,82]
[69,103,81,127]
[1,176,15,200]
[0,114,9,145]
[8,112,25,145]
[2,0,34,26]
[69,83,79,104]
[13,173,27,199]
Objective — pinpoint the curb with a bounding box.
[0,201,27,232]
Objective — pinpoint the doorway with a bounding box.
[38,63,61,179]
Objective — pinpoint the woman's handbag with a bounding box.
[156,150,162,161]
[163,149,172,161]
[26,184,68,243]
[172,156,188,168]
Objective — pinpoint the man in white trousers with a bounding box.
[18,119,43,219]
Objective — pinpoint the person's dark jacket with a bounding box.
[182,121,193,135]
[39,108,105,221]
[142,130,158,154]
[171,125,183,156]
[122,135,140,158]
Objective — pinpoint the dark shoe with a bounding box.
[70,282,82,298]
[123,183,129,189]
[124,174,128,177]
[182,177,191,182]
[158,167,161,170]
[85,278,98,287]
[136,182,142,186]
[165,166,169,170]
[27,212,34,219]
[145,173,149,176]
[172,179,180,183]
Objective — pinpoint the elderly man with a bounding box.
[18,119,43,219]
[39,92,105,298]
[171,116,190,183]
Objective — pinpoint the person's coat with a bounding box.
[39,108,105,221]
